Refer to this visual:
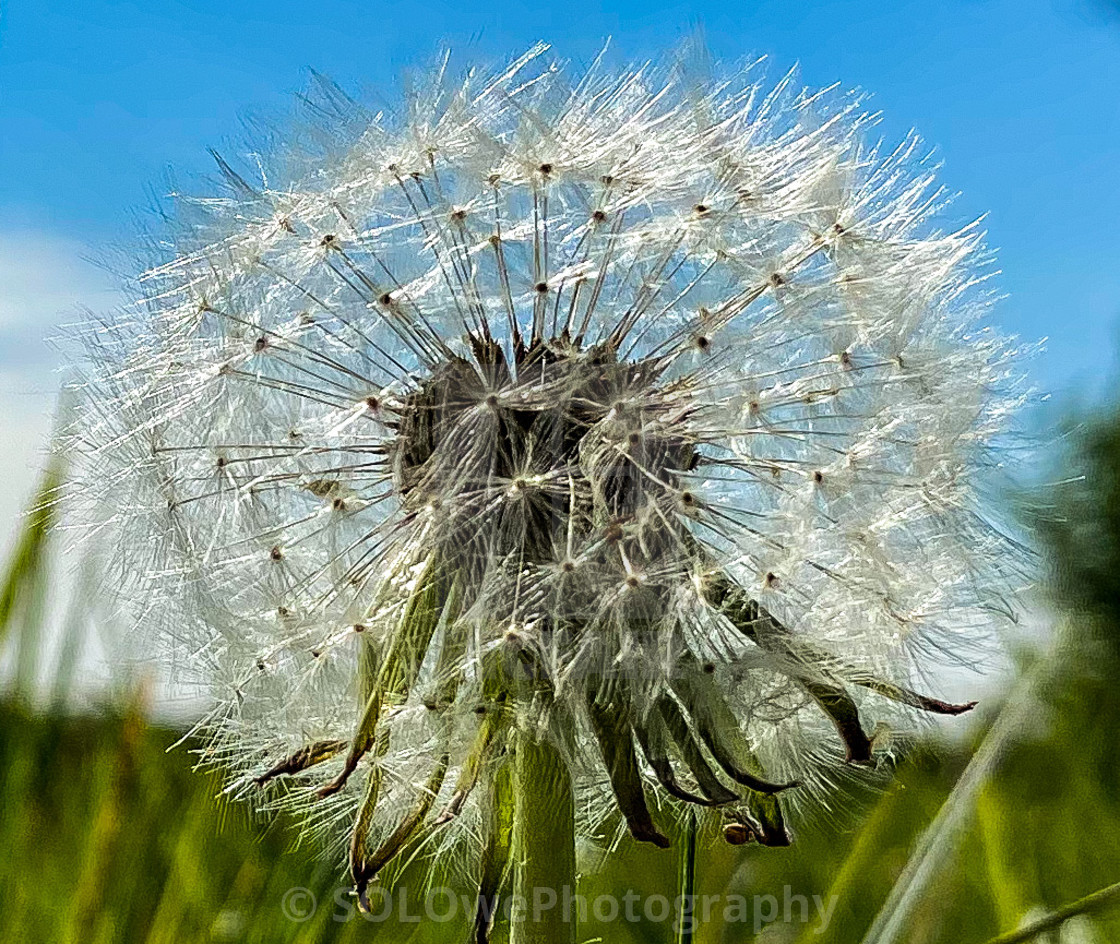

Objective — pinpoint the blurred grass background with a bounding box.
[3,403,1120,943]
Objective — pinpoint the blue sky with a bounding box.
[1,0,1118,530]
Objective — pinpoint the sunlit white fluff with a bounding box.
[70,44,1028,891]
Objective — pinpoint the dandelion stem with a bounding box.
[510,729,576,944]
[677,810,699,944]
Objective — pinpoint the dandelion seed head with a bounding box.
[70,44,1030,875]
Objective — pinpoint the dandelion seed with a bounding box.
[70,45,1028,903]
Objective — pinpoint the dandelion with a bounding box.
[72,44,1026,939]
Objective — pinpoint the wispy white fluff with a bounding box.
[68,44,1029,881]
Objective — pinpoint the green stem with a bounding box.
[677,810,699,944]
[979,879,1120,944]
[509,731,577,944]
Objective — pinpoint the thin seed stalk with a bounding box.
[509,729,577,944]
[677,810,699,944]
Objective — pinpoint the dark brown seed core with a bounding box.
[390,340,699,572]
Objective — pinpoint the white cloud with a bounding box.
[0,232,119,331]
[0,232,130,701]
[0,232,121,544]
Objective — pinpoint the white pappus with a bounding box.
[69,43,1030,901]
